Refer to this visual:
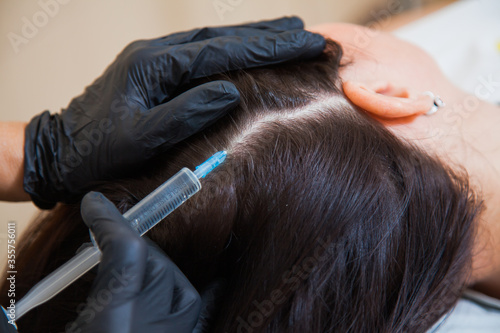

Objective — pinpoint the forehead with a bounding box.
[309,23,441,91]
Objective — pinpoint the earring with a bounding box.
[423,91,445,115]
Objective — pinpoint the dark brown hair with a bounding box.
[2,40,482,332]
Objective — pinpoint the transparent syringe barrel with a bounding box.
[15,168,201,320]
[124,168,201,235]
[15,245,101,319]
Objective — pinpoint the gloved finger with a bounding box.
[142,243,201,311]
[136,81,239,153]
[193,279,227,333]
[81,192,148,299]
[154,25,299,48]
[169,270,203,326]
[158,16,304,45]
[0,306,18,333]
[232,15,304,30]
[199,279,226,306]
[137,242,176,314]
[155,30,325,87]
[140,243,201,332]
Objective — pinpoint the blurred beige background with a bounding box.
[0,0,440,265]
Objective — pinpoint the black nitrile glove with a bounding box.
[66,192,201,333]
[23,16,326,208]
[0,307,17,333]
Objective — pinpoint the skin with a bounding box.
[0,122,29,201]
[310,23,500,298]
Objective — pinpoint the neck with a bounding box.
[393,88,500,295]
[455,98,500,297]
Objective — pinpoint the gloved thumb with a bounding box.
[80,191,148,304]
[80,191,147,258]
[81,191,142,244]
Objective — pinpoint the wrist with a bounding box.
[0,122,30,202]
[23,111,63,208]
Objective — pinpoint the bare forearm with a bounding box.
[0,122,30,201]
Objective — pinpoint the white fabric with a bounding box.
[395,1,500,331]
[395,0,500,104]
[429,290,500,332]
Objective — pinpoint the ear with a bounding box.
[342,80,432,119]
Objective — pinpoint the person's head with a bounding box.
[3,38,481,332]
[311,23,453,118]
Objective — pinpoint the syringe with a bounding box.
[14,151,227,320]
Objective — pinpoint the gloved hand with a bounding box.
[23,16,326,208]
[0,307,17,333]
[66,191,201,333]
